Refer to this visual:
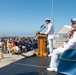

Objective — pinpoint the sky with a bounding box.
[0,0,76,36]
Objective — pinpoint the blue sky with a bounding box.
[0,0,76,36]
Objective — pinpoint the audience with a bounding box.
[7,39,17,53]
[0,37,38,55]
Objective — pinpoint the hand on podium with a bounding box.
[40,32,48,36]
[36,31,40,34]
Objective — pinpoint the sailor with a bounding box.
[44,18,54,56]
[47,18,76,72]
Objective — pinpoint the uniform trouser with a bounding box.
[48,39,53,54]
[50,47,67,68]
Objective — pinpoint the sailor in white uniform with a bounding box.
[45,18,54,56]
[47,18,76,72]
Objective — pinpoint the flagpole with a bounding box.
[52,0,54,25]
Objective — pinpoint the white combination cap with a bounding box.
[45,18,50,21]
[71,18,76,23]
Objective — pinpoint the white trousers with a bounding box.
[16,46,20,51]
[50,47,67,68]
[48,39,53,54]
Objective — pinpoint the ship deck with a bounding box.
[0,56,64,75]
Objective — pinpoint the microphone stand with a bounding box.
[38,25,44,32]
[34,26,46,38]
[39,26,46,32]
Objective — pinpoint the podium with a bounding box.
[35,32,48,57]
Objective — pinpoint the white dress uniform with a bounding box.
[45,23,54,54]
[50,31,76,69]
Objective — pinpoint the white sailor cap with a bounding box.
[45,18,50,21]
[71,18,76,23]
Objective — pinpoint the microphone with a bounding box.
[39,24,45,32]
[44,26,46,28]
[39,26,46,32]
[34,25,46,38]
[40,24,44,28]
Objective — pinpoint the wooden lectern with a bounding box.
[35,32,48,57]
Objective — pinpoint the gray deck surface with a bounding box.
[0,56,64,75]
